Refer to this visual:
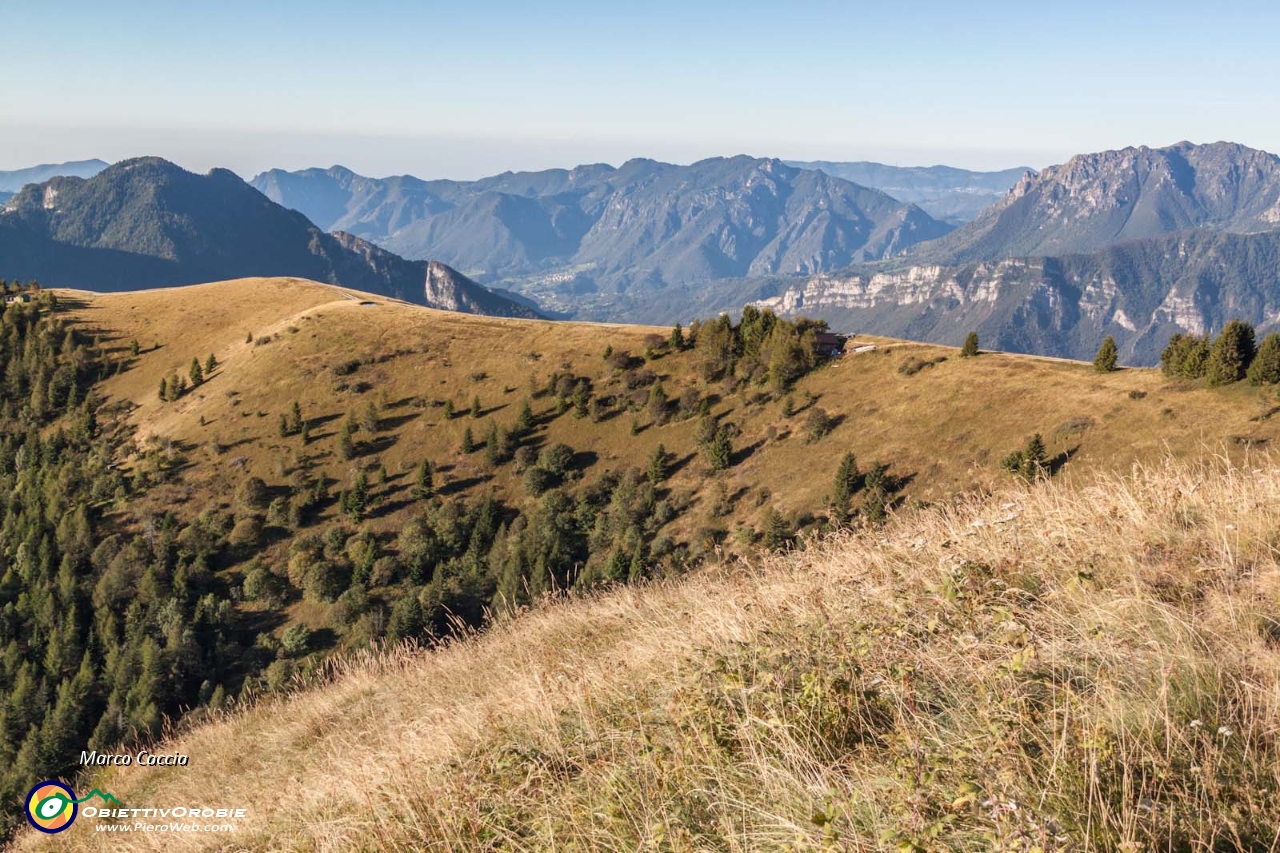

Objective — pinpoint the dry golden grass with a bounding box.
[62,278,1280,551]
[17,452,1280,851]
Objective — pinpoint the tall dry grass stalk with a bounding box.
[15,454,1280,851]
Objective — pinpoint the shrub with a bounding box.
[537,443,574,476]
[960,331,980,357]
[279,624,311,658]
[805,407,836,442]
[523,466,556,496]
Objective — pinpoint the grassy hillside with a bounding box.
[72,276,1280,522]
[17,454,1280,851]
[58,276,1280,650]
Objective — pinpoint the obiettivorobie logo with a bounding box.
[24,781,121,834]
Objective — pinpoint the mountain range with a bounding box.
[0,158,107,193]
[0,158,538,317]
[251,156,953,318]
[0,159,109,206]
[783,160,1031,224]
[759,142,1280,363]
[6,143,1280,364]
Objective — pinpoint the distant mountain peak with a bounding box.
[0,158,541,318]
[910,140,1280,264]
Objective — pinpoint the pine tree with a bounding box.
[461,426,475,454]
[471,394,482,418]
[205,352,217,373]
[130,339,140,357]
[1093,336,1118,372]
[1248,332,1280,385]
[289,400,304,434]
[414,460,434,499]
[515,399,534,435]
[761,508,791,549]
[647,443,668,484]
[706,425,733,471]
[832,451,860,523]
[571,380,590,419]
[360,401,380,434]
[343,470,369,522]
[648,381,668,422]
[484,420,502,465]
[669,323,685,351]
[1206,319,1257,386]
[1022,433,1047,480]
[628,541,646,583]
[337,422,356,460]
[442,399,455,420]
[960,332,980,358]
[278,413,291,438]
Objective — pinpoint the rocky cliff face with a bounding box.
[758,226,1280,365]
[423,260,542,318]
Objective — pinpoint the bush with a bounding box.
[538,443,575,476]
[302,559,350,603]
[228,515,263,549]
[243,562,284,604]
[805,407,836,442]
[960,332,980,357]
[280,624,311,658]
[523,466,557,496]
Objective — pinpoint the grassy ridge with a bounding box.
[18,453,1280,851]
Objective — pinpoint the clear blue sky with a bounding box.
[3,0,1279,178]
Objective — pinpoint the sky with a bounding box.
[3,0,1280,179]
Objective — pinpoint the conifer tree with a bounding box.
[471,394,482,418]
[461,426,475,454]
[206,352,217,373]
[189,357,204,386]
[289,400,304,434]
[515,399,534,435]
[832,451,860,523]
[414,460,434,499]
[647,443,669,484]
[669,323,685,351]
[1206,319,1256,386]
[761,508,791,549]
[571,379,590,419]
[647,381,668,423]
[337,421,356,460]
[1022,433,1047,480]
[484,420,502,465]
[130,339,140,357]
[1093,336,1118,372]
[961,332,980,357]
[1248,331,1280,385]
[442,399,455,420]
[706,425,733,471]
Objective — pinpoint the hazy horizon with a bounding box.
[6,1,1280,180]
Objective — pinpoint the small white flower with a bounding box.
[1217,726,1233,738]
[1189,719,1202,729]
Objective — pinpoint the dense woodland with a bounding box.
[0,288,898,836]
